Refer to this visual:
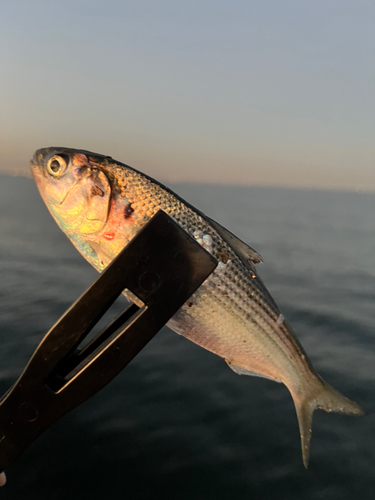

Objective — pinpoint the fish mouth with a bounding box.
[29,159,45,191]
[30,148,54,169]
[30,151,42,173]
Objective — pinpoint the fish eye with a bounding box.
[47,155,68,177]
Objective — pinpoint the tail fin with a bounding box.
[292,380,363,468]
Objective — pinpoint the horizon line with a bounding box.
[1,170,373,196]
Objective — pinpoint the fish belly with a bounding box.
[166,258,303,387]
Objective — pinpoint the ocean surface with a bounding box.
[0,175,374,499]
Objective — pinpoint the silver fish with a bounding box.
[30,147,363,467]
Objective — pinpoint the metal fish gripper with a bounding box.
[0,210,217,475]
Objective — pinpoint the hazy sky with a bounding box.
[2,1,375,190]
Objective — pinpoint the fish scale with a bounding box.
[31,147,363,467]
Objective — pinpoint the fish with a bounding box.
[30,147,363,467]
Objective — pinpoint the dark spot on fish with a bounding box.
[215,248,231,264]
[220,290,228,296]
[124,204,134,219]
[101,260,104,266]
[186,300,193,307]
[91,185,104,197]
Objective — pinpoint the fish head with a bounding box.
[31,147,142,271]
[30,147,112,236]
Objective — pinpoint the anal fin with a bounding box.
[225,360,281,382]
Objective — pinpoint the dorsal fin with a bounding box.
[207,216,263,266]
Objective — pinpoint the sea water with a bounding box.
[0,176,374,499]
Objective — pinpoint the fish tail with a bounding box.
[292,379,363,468]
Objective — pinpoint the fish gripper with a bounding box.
[0,210,217,474]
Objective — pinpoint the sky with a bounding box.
[1,0,375,190]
